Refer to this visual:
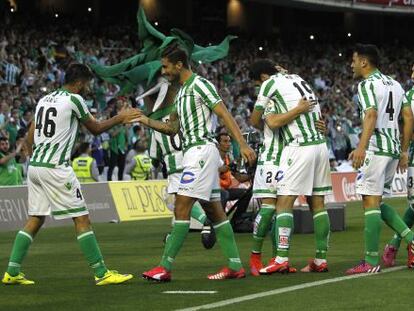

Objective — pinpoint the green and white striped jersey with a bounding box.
[174,74,221,151]
[148,114,183,175]
[357,69,405,158]
[254,98,283,165]
[405,87,414,167]
[257,74,324,147]
[30,88,90,168]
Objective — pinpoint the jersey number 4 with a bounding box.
[386,91,394,121]
[36,107,57,137]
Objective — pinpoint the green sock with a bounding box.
[252,204,275,253]
[270,215,278,257]
[160,220,190,271]
[275,211,294,258]
[389,204,414,248]
[380,203,414,244]
[77,231,108,278]
[364,208,382,266]
[313,211,330,260]
[214,220,243,270]
[6,230,33,276]
[190,201,207,225]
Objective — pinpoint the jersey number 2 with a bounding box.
[35,107,57,137]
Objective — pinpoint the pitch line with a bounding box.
[176,266,405,311]
[164,291,217,294]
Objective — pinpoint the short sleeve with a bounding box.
[403,89,414,108]
[357,81,377,111]
[70,95,91,122]
[255,78,278,111]
[194,78,222,109]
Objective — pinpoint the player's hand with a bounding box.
[119,107,141,124]
[398,151,409,174]
[296,98,316,114]
[348,147,366,170]
[315,120,327,135]
[240,143,256,166]
[15,142,23,155]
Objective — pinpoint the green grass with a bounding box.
[1,198,414,311]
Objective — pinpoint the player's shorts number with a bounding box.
[36,106,57,137]
[408,176,413,189]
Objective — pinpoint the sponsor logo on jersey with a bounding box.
[180,171,196,184]
[287,158,292,166]
[199,160,205,168]
[65,182,72,190]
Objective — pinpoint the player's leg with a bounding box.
[201,199,245,280]
[2,216,45,285]
[250,197,276,276]
[301,195,330,272]
[302,144,331,272]
[347,153,384,274]
[143,194,194,282]
[3,167,48,285]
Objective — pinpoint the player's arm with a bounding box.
[265,98,315,129]
[349,82,378,169]
[213,102,256,165]
[398,105,414,173]
[82,108,140,136]
[250,108,264,130]
[26,121,35,156]
[135,111,179,136]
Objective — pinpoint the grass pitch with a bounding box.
[1,198,414,311]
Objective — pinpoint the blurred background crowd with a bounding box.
[1,12,413,185]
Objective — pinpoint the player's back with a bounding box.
[358,70,405,157]
[270,74,324,146]
[30,88,89,168]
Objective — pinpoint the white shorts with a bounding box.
[408,167,414,203]
[252,163,279,199]
[167,172,182,194]
[177,143,221,202]
[28,166,88,220]
[356,152,398,196]
[276,143,332,196]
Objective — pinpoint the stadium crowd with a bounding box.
[1,19,414,185]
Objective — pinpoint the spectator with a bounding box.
[125,139,152,180]
[72,142,100,183]
[0,137,23,186]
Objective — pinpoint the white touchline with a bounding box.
[176,266,405,311]
[164,291,217,294]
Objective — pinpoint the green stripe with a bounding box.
[304,113,317,141]
[212,189,221,193]
[360,81,372,109]
[189,87,201,141]
[253,189,277,194]
[374,129,383,152]
[313,186,332,192]
[52,206,87,216]
[46,143,59,164]
[29,161,56,168]
[382,129,392,154]
[275,135,284,166]
[312,112,323,140]
[273,90,294,141]
[262,79,275,97]
[59,140,71,165]
[369,83,378,109]
[266,132,275,162]
[38,143,50,163]
[161,134,171,154]
[31,143,44,162]
[374,151,400,159]
[167,154,177,174]
[299,139,326,146]
[70,95,87,118]
[199,79,221,107]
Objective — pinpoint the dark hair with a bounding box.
[354,44,380,67]
[65,63,94,84]
[0,136,8,143]
[217,133,230,143]
[78,142,91,154]
[161,44,189,68]
[249,59,277,81]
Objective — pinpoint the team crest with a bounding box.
[199,160,205,168]
[64,182,72,190]
[287,158,292,166]
[365,158,370,166]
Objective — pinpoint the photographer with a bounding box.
[217,133,252,231]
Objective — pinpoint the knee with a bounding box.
[73,215,91,230]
